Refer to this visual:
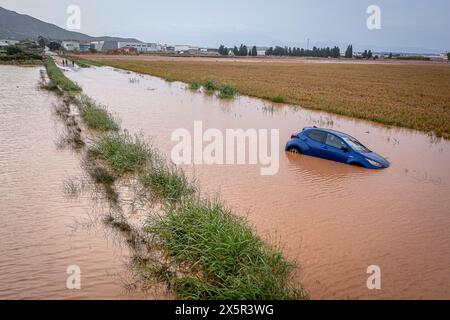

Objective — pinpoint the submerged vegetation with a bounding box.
[188,79,200,90]
[218,83,237,99]
[203,79,217,92]
[76,95,120,132]
[94,58,450,138]
[140,163,196,202]
[43,55,308,300]
[146,199,307,300]
[43,58,81,93]
[271,96,286,103]
[88,133,151,175]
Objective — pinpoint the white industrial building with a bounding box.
[174,45,199,53]
[117,42,163,53]
[61,41,81,51]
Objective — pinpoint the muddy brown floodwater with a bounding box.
[66,66,450,300]
[0,66,155,299]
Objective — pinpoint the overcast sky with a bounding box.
[1,0,449,52]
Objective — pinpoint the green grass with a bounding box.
[165,76,175,82]
[44,58,81,93]
[218,84,237,99]
[76,95,120,131]
[89,166,116,185]
[271,96,286,103]
[146,199,308,300]
[188,79,200,90]
[203,79,217,91]
[89,133,151,175]
[140,164,195,202]
[66,56,105,68]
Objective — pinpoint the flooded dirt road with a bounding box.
[67,66,450,299]
[0,66,150,299]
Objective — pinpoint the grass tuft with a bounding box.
[76,95,120,131]
[203,79,217,92]
[89,133,151,175]
[140,164,195,202]
[218,84,237,99]
[89,166,116,185]
[271,96,286,103]
[188,79,200,90]
[146,198,308,300]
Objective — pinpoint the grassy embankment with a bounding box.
[43,57,307,300]
[43,58,81,93]
[64,55,105,68]
[87,58,450,138]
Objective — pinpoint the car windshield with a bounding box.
[341,136,371,153]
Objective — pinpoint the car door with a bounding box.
[323,133,350,163]
[305,130,328,158]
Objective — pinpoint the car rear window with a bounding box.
[307,130,327,143]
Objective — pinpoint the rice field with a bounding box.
[89,57,450,139]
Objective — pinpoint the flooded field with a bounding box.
[0,66,152,299]
[66,66,450,299]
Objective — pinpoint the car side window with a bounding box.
[307,130,327,143]
[325,134,346,149]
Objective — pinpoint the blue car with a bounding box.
[285,127,390,169]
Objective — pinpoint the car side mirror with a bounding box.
[341,147,349,153]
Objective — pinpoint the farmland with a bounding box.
[79,55,450,139]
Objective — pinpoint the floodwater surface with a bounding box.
[0,66,152,299]
[66,66,450,299]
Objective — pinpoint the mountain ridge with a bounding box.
[0,6,141,43]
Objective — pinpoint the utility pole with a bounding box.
[307,38,310,50]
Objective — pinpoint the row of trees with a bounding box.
[37,36,61,51]
[265,46,341,58]
[219,44,258,56]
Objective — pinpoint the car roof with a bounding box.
[302,127,353,138]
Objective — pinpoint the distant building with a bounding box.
[90,41,105,51]
[174,45,199,53]
[117,42,163,53]
[61,41,80,51]
[256,46,269,56]
[0,39,19,47]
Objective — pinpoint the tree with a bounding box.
[48,41,61,51]
[362,50,368,58]
[345,45,353,58]
[447,52,450,61]
[388,52,393,59]
[233,46,239,56]
[218,45,228,55]
[238,44,248,56]
[251,46,257,56]
[367,50,373,59]
[37,36,47,48]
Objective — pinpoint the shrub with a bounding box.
[218,84,237,99]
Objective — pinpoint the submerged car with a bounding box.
[285,127,390,169]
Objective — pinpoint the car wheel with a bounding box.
[288,147,301,154]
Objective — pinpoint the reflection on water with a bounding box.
[66,66,450,299]
[0,66,152,299]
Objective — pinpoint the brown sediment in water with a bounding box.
[64,66,450,299]
[0,65,167,299]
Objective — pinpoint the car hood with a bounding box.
[363,152,390,168]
